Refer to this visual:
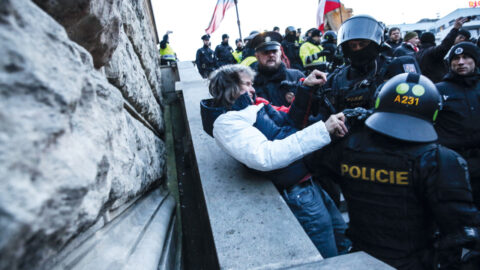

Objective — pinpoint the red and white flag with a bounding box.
[316,0,341,32]
[205,0,236,34]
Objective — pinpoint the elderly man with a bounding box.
[435,42,480,209]
[250,31,305,107]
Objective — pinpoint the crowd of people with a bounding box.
[196,14,480,270]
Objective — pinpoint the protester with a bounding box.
[386,27,402,50]
[200,64,351,257]
[435,41,480,210]
[416,17,468,83]
[393,31,419,57]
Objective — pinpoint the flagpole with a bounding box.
[338,0,344,23]
[234,0,243,41]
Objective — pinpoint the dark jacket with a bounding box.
[214,42,235,67]
[435,70,480,208]
[386,38,402,50]
[307,126,480,270]
[254,63,305,107]
[416,28,459,83]
[281,39,304,72]
[393,42,417,57]
[195,45,216,78]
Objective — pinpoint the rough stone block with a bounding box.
[0,0,165,269]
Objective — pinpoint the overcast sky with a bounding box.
[152,0,469,61]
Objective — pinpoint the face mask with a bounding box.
[348,43,378,67]
[231,92,253,111]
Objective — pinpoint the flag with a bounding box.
[316,0,341,32]
[205,0,236,34]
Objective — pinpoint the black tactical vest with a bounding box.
[338,131,437,260]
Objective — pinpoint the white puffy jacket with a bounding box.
[213,104,331,171]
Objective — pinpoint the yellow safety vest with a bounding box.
[240,56,257,67]
[232,50,243,63]
[299,42,326,67]
[159,44,176,61]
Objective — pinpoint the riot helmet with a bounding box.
[366,73,442,142]
[323,31,337,43]
[285,26,296,36]
[338,15,384,61]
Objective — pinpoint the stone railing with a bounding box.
[175,61,394,270]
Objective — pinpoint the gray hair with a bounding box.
[208,64,256,108]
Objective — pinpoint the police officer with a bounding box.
[307,73,480,270]
[281,26,304,71]
[299,29,328,73]
[250,31,305,106]
[436,42,480,210]
[240,32,259,70]
[320,15,391,115]
[232,38,243,63]
[159,31,177,65]
[322,30,343,72]
[195,34,216,78]
[215,33,236,67]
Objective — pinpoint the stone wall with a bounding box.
[0,0,166,269]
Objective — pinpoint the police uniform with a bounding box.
[307,73,480,270]
[281,26,304,71]
[250,31,305,107]
[299,29,328,73]
[319,15,391,115]
[159,33,176,65]
[215,34,236,67]
[195,35,216,78]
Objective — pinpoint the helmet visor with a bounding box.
[338,15,384,46]
[366,112,437,142]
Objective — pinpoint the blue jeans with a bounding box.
[282,180,351,258]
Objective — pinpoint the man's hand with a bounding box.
[303,70,327,87]
[325,112,348,138]
[454,17,468,29]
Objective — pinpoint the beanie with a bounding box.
[222,34,229,39]
[420,32,435,44]
[458,28,471,40]
[404,31,418,42]
[311,29,322,38]
[448,41,480,65]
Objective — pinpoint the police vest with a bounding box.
[299,42,326,67]
[338,131,437,260]
[240,56,257,67]
[232,50,243,63]
[159,44,176,61]
[328,60,389,111]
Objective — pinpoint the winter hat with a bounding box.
[403,31,418,42]
[420,32,435,44]
[222,34,229,39]
[448,41,480,65]
[458,29,471,40]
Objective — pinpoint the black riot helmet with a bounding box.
[285,26,296,36]
[366,73,442,142]
[323,31,337,43]
[338,15,384,57]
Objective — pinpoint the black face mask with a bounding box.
[348,43,379,68]
[231,92,254,111]
[285,33,297,42]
